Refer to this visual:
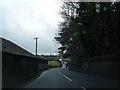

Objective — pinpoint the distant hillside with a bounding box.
[1,37,34,57]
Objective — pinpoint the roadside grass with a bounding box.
[61,58,71,62]
[48,61,61,67]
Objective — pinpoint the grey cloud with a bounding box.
[0,0,62,55]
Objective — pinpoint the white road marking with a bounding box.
[41,73,45,77]
[63,75,72,81]
[37,71,46,79]
[59,72,61,74]
[81,87,87,90]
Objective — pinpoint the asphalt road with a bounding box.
[24,68,119,88]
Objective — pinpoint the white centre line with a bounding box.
[63,75,72,82]
[81,87,87,90]
[59,72,61,74]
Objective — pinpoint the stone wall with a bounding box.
[2,52,48,88]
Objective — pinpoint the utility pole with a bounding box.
[50,52,51,67]
[33,37,38,56]
[50,52,51,57]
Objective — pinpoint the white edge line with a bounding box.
[63,75,72,81]
[81,87,87,90]
[37,72,45,79]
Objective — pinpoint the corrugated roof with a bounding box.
[1,37,35,57]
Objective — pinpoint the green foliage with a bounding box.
[55,2,120,65]
[79,51,120,64]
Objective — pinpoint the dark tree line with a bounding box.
[55,2,120,64]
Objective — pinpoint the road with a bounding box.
[25,68,119,88]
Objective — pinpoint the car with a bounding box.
[66,62,70,68]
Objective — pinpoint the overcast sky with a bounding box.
[0,0,63,55]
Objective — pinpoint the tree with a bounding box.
[55,1,120,65]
